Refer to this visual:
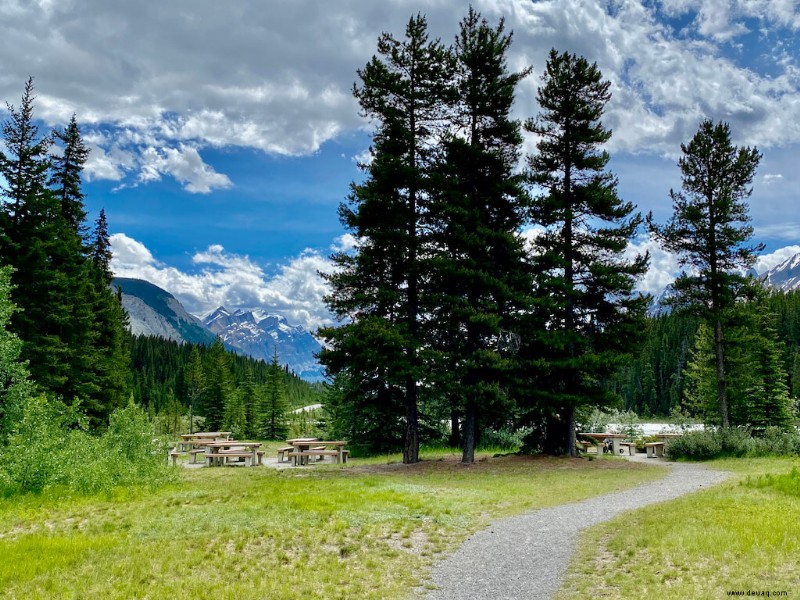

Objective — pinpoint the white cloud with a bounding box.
[762,173,783,185]
[138,145,232,194]
[1,0,799,191]
[623,234,682,296]
[109,233,336,331]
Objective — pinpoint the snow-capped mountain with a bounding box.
[202,306,325,381]
[761,252,800,292]
[113,278,216,345]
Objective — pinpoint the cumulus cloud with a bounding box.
[1,0,799,192]
[623,235,682,295]
[138,145,232,194]
[109,233,337,331]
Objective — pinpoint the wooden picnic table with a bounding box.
[178,431,232,451]
[203,441,262,467]
[578,433,628,456]
[287,439,348,466]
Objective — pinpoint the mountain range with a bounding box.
[112,278,325,382]
[114,251,800,382]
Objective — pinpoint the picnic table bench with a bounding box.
[618,441,638,456]
[645,442,665,458]
[203,441,262,467]
[286,440,348,466]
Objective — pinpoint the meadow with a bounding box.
[0,447,661,599]
[557,457,800,599]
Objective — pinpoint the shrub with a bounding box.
[666,427,800,460]
[478,426,526,451]
[0,396,173,496]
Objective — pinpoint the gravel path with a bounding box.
[425,459,732,600]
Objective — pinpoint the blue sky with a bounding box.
[1,0,799,330]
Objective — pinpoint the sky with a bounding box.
[1,0,799,331]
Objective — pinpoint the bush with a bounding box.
[478,426,527,451]
[666,427,800,460]
[0,396,174,496]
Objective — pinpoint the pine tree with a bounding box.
[426,9,531,463]
[524,50,649,456]
[0,79,67,393]
[258,351,289,440]
[320,14,453,463]
[202,337,233,431]
[47,114,99,406]
[649,120,762,428]
[222,389,247,439]
[183,346,206,434]
[84,210,131,425]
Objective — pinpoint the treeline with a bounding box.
[130,334,324,428]
[618,290,800,420]
[0,79,129,428]
[320,9,797,463]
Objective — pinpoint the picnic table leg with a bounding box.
[337,448,342,464]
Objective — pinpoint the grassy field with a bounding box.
[0,448,662,599]
[557,457,800,600]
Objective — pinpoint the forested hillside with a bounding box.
[129,335,324,414]
[616,289,800,417]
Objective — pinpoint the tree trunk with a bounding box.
[403,377,420,463]
[714,319,730,428]
[565,405,577,457]
[462,401,476,464]
[449,409,460,447]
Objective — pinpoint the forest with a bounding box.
[0,8,798,497]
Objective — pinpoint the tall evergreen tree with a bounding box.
[258,351,289,440]
[83,208,131,425]
[183,345,206,434]
[320,14,453,463]
[202,337,233,431]
[426,9,531,463]
[0,79,66,393]
[524,50,648,456]
[47,114,99,406]
[649,120,762,428]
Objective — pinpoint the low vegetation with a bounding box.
[0,398,173,497]
[0,452,662,599]
[556,457,800,599]
[666,427,800,460]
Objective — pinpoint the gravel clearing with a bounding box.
[425,459,731,600]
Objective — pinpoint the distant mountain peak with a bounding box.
[114,282,325,381]
[201,306,324,381]
[761,251,800,292]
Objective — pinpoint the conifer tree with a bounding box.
[258,351,289,440]
[426,9,531,463]
[222,389,247,439]
[320,14,452,463]
[202,337,233,430]
[524,50,648,456]
[84,210,131,425]
[0,79,67,392]
[649,120,762,428]
[183,346,205,434]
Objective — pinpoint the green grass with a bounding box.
[556,457,800,600]
[0,451,662,599]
